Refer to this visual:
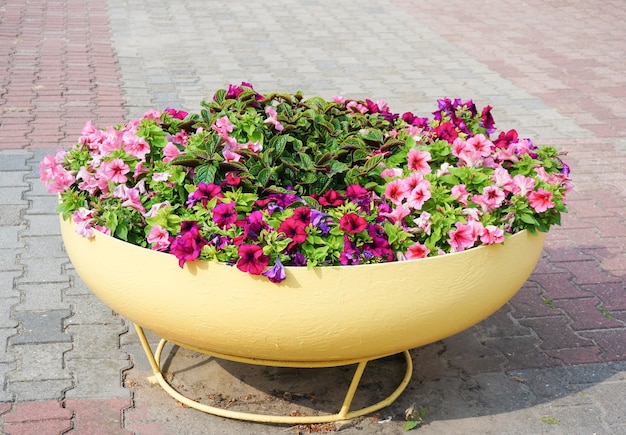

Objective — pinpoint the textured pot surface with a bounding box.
[60,216,545,363]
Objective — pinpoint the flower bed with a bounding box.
[41,83,571,283]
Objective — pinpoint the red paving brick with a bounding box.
[0,0,126,150]
[3,401,72,435]
[65,398,132,434]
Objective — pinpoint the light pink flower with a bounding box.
[101,158,130,184]
[480,225,505,244]
[384,178,408,205]
[448,222,476,252]
[380,204,411,224]
[451,184,469,206]
[264,106,284,131]
[405,180,431,210]
[381,167,403,178]
[492,167,514,191]
[407,148,432,175]
[99,126,124,155]
[124,135,150,160]
[80,121,103,150]
[528,188,554,212]
[243,141,262,153]
[401,172,424,192]
[145,201,171,218]
[412,211,432,235]
[223,149,242,162]
[147,225,170,251]
[142,109,161,120]
[512,174,535,195]
[211,115,234,137]
[472,185,505,212]
[465,134,493,157]
[152,172,170,182]
[162,143,181,162]
[405,242,430,259]
[73,208,96,238]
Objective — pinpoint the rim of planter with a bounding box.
[60,216,546,363]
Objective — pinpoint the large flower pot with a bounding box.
[60,216,545,363]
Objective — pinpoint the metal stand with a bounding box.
[133,323,413,424]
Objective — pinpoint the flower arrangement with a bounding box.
[40,82,571,283]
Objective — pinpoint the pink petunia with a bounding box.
[380,204,410,224]
[73,208,96,238]
[465,134,493,157]
[528,188,555,213]
[211,115,234,137]
[407,148,432,175]
[480,225,505,244]
[451,184,469,206]
[263,106,284,131]
[405,242,430,260]
[381,167,403,179]
[448,222,476,252]
[405,180,431,210]
[147,225,170,251]
[384,178,408,205]
[162,143,181,162]
[101,158,130,184]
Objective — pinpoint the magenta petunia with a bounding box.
[212,201,238,228]
[339,213,368,234]
[237,244,269,275]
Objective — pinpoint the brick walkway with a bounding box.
[1,0,625,433]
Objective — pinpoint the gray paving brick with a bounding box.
[0,171,28,187]
[64,294,124,326]
[7,343,72,381]
[0,297,18,328]
[0,226,25,249]
[0,362,16,402]
[17,256,68,284]
[10,310,72,345]
[0,152,31,171]
[25,194,59,215]
[0,271,20,298]
[8,379,73,402]
[65,324,128,360]
[0,328,16,364]
[20,235,66,259]
[0,205,23,226]
[0,187,27,205]
[21,213,60,236]
[64,358,131,400]
[13,283,69,311]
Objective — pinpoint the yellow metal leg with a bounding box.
[132,323,413,424]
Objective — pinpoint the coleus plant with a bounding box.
[40,82,571,283]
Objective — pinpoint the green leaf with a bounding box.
[363,154,385,173]
[213,89,227,105]
[360,129,383,143]
[257,167,273,187]
[194,164,217,184]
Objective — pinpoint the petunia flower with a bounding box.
[528,188,555,213]
[262,257,286,283]
[236,244,269,275]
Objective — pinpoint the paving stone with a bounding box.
[16,257,68,284]
[10,310,72,345]
[0,226,25,249]
[0,271,21,298]
[64,294,124,326]
[65,324,128,360]
[0,362,16,402]
[21,213,60,237]
[64,398,132,434]
[13,283,69,312]
[0,206,24,226]
[19,235,66,259]
[7,343,72,381]
[0,171,28,187]
[64,358,132,400]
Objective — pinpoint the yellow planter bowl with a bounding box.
[60,216,545,363]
